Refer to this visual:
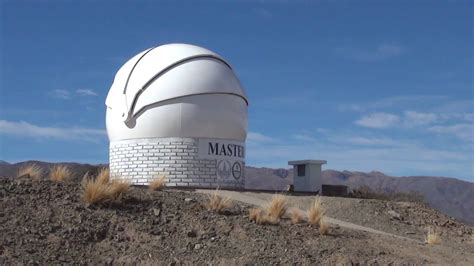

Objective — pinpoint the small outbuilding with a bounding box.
[288,160,327,194]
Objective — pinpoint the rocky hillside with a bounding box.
[1,177,473,264]
[1,161,473,224]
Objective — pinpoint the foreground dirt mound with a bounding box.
[1,178,473,265]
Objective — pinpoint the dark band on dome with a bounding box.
[122,47,156,95]
[132,92,248,120]
[127,55,243,119]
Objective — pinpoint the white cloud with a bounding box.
[0,120,106,141]
[428,124,473,142]
[403,111,437,126]
[337,95,448,113]
[50,89,71,99]
[76,89,98,96]
[247,132,275,143]
[337,43,404,62]
[292,134,317,142]
[354,113,400,129]
[345,136,396,146]
[50,89,98,99]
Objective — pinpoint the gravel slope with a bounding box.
[1,177,473,265]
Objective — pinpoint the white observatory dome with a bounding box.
[106,43,248,189]
[106,43,248,141]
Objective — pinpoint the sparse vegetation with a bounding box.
[248,208,279,225]
[289,208,305,224]
[49,165,71,182]
[96,167,110,184]
[249,208,262,222]
[18,163,43,180]
[308,196,325,225]
[319,216,330,235]
[206,188,232,213]
[82,178,113,205]
[426,227,441,245]
[108,180,131,200]
[149,175,166,191]
[82,170,130,205]
[266,194,288,219]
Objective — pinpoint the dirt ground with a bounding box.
[1,177,473,265]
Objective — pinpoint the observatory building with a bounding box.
[106,43,248,189]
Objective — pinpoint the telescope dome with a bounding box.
[106,43,248,142]
[106,43,248,189]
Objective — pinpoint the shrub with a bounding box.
[82,178,112,205]
[18,163,43,180]
[307,196,325,225]
[49,165,71,182]
[149,175,166,191]
[249,208,262,222]
[319,216,330,235]
[426,227,441,245]
[258,214,279,225]
[266,194,288,219]
[82,175,130,205]
[108,180,131,200]
[289,208,304,224]
[206,189,232,213]
[96,167,110,185]
[249,207,280,225]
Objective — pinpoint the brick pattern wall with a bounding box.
[109,137,244,188]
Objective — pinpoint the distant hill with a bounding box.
[0,160,106,180]
[245,166,474,225]
[1,161,472,224]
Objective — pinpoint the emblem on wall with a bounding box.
[217,160,231,179]
[232,161,242,180]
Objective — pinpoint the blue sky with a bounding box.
[0,0,472,181]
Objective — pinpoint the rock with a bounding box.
[194,243,202,250]
[187,230,197,237]
[388,210,402,220]
[184,198,195,203]
[153,208,161,216]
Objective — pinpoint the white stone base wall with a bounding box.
[109,137,245,189]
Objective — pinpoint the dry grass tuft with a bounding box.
[149,175,166,191]
[319,216,330,235]
[18,163,44,180]
[426,227,441,245]
[307,196,325,225]
[82,174,130,205]
[266,194,288,219]
[249,207,280,225]
[206,189,232,213]
[82,178,113,205]
[249,208,263,222]
[259,214,279,225]
[108,180,131,200]
[49,165,71,182]
[96,167,110,185]
[289,208,305,224]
